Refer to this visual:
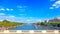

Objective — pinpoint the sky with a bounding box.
[0,0,60,23]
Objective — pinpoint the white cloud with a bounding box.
[17,5,28,12]
[26,19,31,22]
[0,8,14,11]
[3,15,16,22]
[50,7,54,9]
[50,0,60,9]
[0,8,5,11]
[36,19,41,22]
[17,6,28,8]
[0,14,42,23]
[19,14,26,17]
[0,6,14,11]
[23,18,42,23]
[52,4,57,6]
[8,15,15,18]
[10,9,13,11]
[6,8,10,11]
[6,8,14,11]
[0,13,5,16]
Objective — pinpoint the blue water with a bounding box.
[12,24,47,30]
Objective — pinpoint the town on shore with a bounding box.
[34,17,60,30]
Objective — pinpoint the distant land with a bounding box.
[36,17,60,30]
[0,20,25,30]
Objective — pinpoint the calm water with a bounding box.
[12,24,47,30]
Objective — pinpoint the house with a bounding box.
[47,17,60,23]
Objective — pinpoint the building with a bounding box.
[47,17,60,22]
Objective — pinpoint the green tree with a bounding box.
[2,20,10,23]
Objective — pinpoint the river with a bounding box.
[12,24,47,30]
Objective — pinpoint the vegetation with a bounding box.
[36,22,41,25]
[36,21,60,27]
[0,20,25,27]
[48,22,60,27]
[36,22,46,26]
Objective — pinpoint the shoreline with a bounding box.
[0,24,25,30]
[33,23,60,30]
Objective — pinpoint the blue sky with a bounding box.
[0,0,60,23]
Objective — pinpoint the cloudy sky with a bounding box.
[0,0,60,23]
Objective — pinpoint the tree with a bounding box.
[2,20,10,23]
[44,20,47,23]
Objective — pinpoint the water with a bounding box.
[12,24,47,30]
